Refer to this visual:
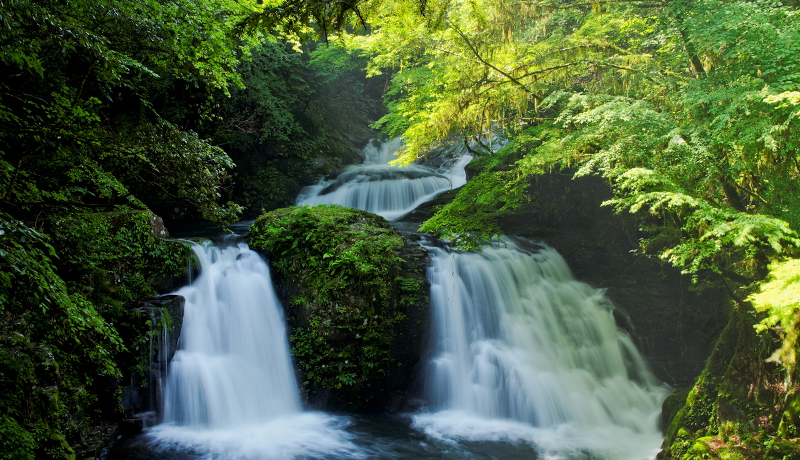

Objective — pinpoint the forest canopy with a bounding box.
[338,0,800,289]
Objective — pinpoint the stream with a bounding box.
[106,140,667,460]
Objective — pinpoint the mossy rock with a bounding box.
[684,436,714,459]
[0,415,37,460]
[765,439,800,460]
[778,392,800,439]
[48,210,191,300]
[250,205,426,410]
[662,387,693,445]
[658,301,800,459]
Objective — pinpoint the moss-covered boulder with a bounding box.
[250,205,427,410]
[658,302,800,459]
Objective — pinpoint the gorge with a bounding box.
[2,1,799,458]
[109,140,678,460]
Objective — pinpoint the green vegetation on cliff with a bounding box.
[751,259,800,375]
[657,299,800,459]
[0,211,189,459]
[250,205,425,409]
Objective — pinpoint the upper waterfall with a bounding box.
[295,138,471,221]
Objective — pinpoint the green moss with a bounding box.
[659,300,800,459]
[778,392,800,438]
[684,437,714,459]
[716,448,746,460]
[662,387,692,446]
[0,415,37,460]
[765,439,800,460]
[0,334,72,460]
[250,205,423,409]
[48,210,191,302]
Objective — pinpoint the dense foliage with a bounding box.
[0,211,189,458]
[0,0,382,455]
[0,0,255,224]
[352,0,800,288]
[250,205,424,408]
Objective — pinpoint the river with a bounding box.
[105,139,667,460]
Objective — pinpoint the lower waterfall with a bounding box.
[415,240,668,460]
[148,242,360,460]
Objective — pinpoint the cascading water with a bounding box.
[148,241,360,460]
[116,136,671,460]
[296,138,472,221]
[415,239,668,460]
[161,242,300,427]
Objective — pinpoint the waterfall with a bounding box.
[162,242,300,427]
[415,240,668,460]
[149,242,360,460]
[296,139,472,221]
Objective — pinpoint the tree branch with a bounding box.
[449,21,534,94]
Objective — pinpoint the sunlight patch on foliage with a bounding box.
[750,259,800,370]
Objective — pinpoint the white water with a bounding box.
[415,240,668,460]
[142,136,668,459]
[150,242,360,459]
[296,138,472,221]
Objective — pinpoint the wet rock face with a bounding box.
[496,172,728,387]
[119,295,185,423]
[386,232,430,412]
[656,303,800,460]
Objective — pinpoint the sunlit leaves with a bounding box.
[606,168,800,281]
[356,0,660,162]
[750,259,800,370]
[679,0,800,90]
